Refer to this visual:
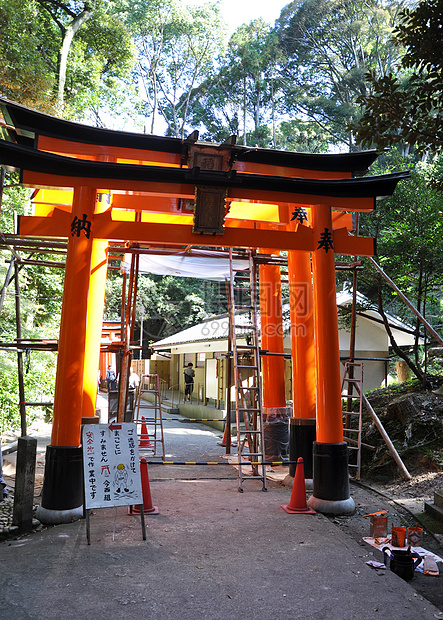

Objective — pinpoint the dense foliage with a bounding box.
[104,271,228,349]
[0,351,56,432]
[0,0,135,121]
[275,0,407,150]
[353,0,443,153]
[358,154,443,383]
[0,176,61,434]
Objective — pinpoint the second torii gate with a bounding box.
[0,98,408,522]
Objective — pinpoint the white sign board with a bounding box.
[82,423,143,510]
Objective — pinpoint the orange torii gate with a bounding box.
[0,98,408,522]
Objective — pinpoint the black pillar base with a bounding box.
[289,418,316,478]
[36,445,84,524]
[307,441,355,515]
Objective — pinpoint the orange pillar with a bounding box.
[259,247,288,462]
[311,204,342,444]
[308,204,354,515]
[287,206,316,477]
[259,253,286,409]
[37,186,96,522]
[81,192,110,420]
[81,238,108,419]
[288,250,316,416]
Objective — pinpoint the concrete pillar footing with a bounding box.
[283,474,313,491]
[36,505,84,525]
[307,495,355,516]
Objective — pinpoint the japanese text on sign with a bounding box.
[82,423,143,510]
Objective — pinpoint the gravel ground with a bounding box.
[0,490,43,539]
[375,471,443,508]
[0,496,15,534]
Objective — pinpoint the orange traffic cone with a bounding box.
[139,416,153,448]
[281,457,316,514]
[130,457,159,515]
[217,419,235,447]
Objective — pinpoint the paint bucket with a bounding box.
[407,526,423,547]
[370,514,388,538]
[383,547,422,581]
[391,526,406,547]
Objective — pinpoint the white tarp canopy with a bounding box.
[122,252,249,281]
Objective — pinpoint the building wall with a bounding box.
[131,359,149,379]
[151,323,389,410]
[343,351,389,391]
[149,359,171,385]
[338,316,388,352]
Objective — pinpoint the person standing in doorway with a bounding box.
[129,367,140,390]
[183,362,195,401]
[106,365,117,391]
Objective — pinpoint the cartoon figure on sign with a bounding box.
[114,463,130,494]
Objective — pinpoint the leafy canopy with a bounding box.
[353,0,443,152]
[275,0,406,150]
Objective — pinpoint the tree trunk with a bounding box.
[0,255,14,313]
[271,73,276,147]
[57,9,92,112]
[255,80,260,144]
[414,265,424,368]
[376,280,425,384]
[150,74,158,134]
[243,77,247,145]
[422,274,429,388]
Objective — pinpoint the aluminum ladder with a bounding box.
[341,361,364,480]
[227,248,267,492]
[133,373,165,460]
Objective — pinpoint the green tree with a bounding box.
[38,0,135,117]
[35,0,94,111]
[0,172,63,432]
[104,271,227,344]
[127,0,225,138]
[275,0,407,150]
[0,0,56,110]
[103,252,230,351]
[359,155,443,383]
[226,19,281,146]
[353,0,443,153]
[0,350,57,433]
[0,0,135,119]
[186,65,241,142]
[189,19,281,147]
[274,119,330,152]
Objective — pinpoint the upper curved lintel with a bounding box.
[0,139,409,200]
[1,97,379,173]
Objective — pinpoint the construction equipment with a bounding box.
[227,249,267,492]
[341,361,363,479]
[133,374,165,460]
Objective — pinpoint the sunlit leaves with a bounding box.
[0,0,135,120]
[353,0,443,152]
[275,0,407,149]
[127,0,225,137]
